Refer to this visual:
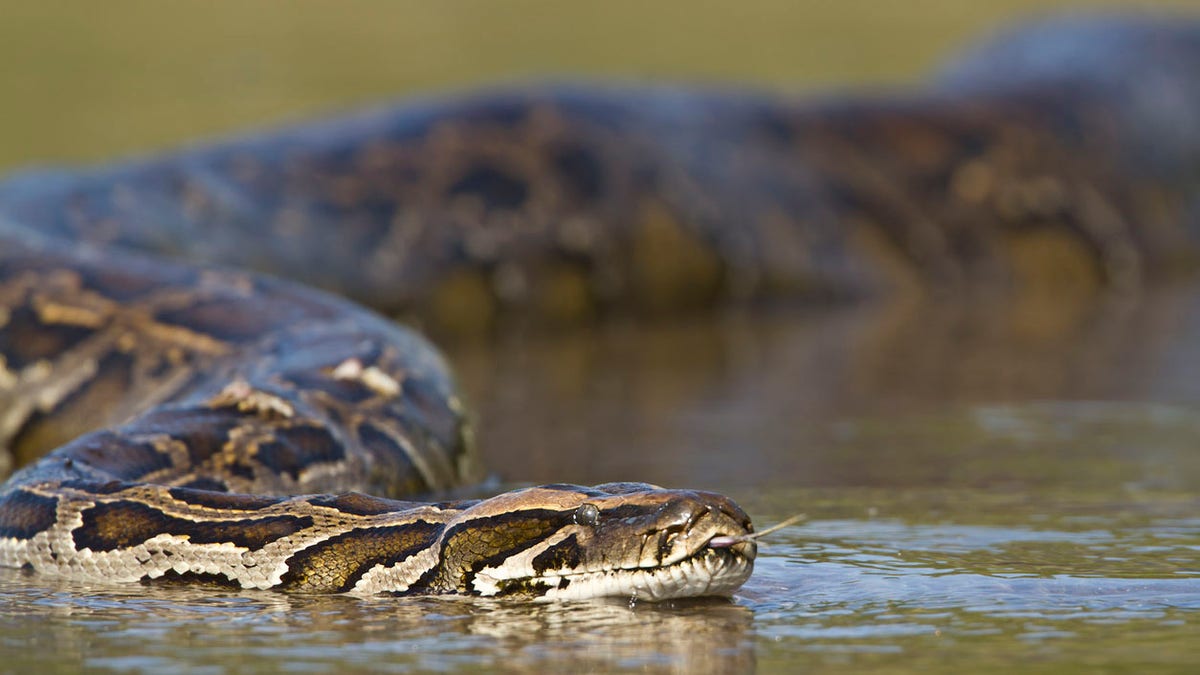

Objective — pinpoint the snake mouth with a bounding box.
[485,533,757,602]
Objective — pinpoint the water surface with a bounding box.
[3,287,1199,673]
[2,2,1199,672]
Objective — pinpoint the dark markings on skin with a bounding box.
[0,490,59,540]
[253,424,344,481]
[309,491,424,517]
[0,304,96,370]
[438,508,570,591]
[178,477,229,492]
[356,423,405,460]
[495,578,552,597]
[137,408,242,466]
[277,520,443,592]
[143,355,176,380]
[356,423,425,494]
[59,479,128,495]
[152,297,284,343]
[76,263,194,302]
[598,503,660,525]
[530,533,582,574]
[393,561,441,596]
[144,569,243,589]
[73,500,311,552]
[166,487,285,511]
[551,144,604,201]
[656,533,676,564]
[67,432,174,480]
[448,165,529,210]
[226,461,256,481]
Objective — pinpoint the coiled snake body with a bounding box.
[0,15,1198,599]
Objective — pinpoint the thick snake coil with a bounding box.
[0,15,1199,600]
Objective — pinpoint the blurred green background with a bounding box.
[0,0,1195,172]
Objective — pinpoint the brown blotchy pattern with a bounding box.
[75,264,190,303]
[437,509,568,591]
[252,425,345,481]
[530,533,582,574]
[135,408,244,468]
[154,296,311,343]
[59,479,128,495]
[278,520,443,592]
[166,487,286,511]
[0,490,59,540]
[0,239,472,502]
[5,18,1199,330]
[73,500,312,552]
[69,433,174,480]
[178,477,229,492]
[0,304,95,370]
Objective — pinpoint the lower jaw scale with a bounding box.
[535,552,753,601]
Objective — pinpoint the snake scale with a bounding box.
[0,15,1198,600]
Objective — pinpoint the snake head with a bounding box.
[430,482,756,601]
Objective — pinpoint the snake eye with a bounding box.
[574,503,600,527]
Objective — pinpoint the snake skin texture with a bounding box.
[0,14,1197,599]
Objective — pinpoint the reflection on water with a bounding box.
[456,284,1200,489]
[2,466,1195,673]
[0,577,755,674]
[4,286,1199,673]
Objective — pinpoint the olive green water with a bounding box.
[3,293,1198,674]
[1,2,1199,674]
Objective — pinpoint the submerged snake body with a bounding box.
[0,15,1198,598]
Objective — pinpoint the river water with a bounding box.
[3,284,1198,673]
[3,3,1199,673]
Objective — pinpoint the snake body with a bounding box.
[0,15,1198,599]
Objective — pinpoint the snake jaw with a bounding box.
[507,536,756,602]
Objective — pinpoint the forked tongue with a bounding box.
[708,513,806,548]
